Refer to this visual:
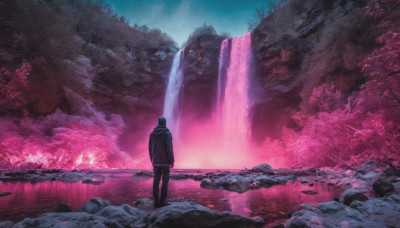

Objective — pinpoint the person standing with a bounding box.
[148,117,174,208]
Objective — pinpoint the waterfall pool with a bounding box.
[0,170,342,227]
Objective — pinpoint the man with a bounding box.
[148,117,174,208]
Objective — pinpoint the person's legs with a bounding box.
[153,166,162,207]
[160,166,170,205]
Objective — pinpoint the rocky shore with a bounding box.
[1,160,400,227]
[0,198,264,228]
[0,169,108,184]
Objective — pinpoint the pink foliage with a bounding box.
[365,3,385,18]
[0,109,133,170]
[0,62,32,111]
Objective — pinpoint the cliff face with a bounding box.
[0,0,177,169]
[180,26,227,124]
[250,0,376,142]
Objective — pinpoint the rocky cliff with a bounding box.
[0,0,177,169]
[251,0,381,142]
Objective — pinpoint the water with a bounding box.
[214,33,253,164]
[0,171,342,227]
[163,49,184,137]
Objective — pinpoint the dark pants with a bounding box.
[153,166,170,203]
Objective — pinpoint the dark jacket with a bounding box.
[148,125,174,166]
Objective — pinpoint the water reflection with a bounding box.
[0,172,341,226]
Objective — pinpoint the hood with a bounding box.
[152,125,169,136]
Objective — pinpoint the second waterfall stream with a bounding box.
[163,33,256,168]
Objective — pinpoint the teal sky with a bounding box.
[104,0,277,46]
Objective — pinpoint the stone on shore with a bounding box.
[373,178,394,197]
[251,164,275,175]
[10,198,264,228]
[339,189,368,206]
[148,201,264,228]
[77,198,112,214]
[285,193,400,228]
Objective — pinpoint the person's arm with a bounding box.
[166,132,174,167]
[148,133,153,162]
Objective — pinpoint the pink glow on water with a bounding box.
[0,173,342,225]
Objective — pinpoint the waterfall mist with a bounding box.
[165,33,259,169]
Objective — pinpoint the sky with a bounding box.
[104,0,277,46]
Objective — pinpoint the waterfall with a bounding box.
[217,32,252,148]
[163,49,183,136]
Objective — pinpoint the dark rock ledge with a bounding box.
[0,197,264,228]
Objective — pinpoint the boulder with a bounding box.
[82,179,105,185]
[201,175,253,193]
[356,160,377,174]
[170,174,191,180]
[337,177,370,191]
[135,170,154,177]
[285,210,331,228]
[339,189,368,206]
[77,198,112,214]
[134,198,154,210]
[317,201,345,213]
[251,164,275,175]
[53,203,72,213]
[13,212,120,228]
[96,205,148,228]
[0,221,13,228]
[148,202,264,228]
[373,178,394,197]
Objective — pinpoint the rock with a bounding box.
[251,164,275,175]
[170,174,190,180]
[96,204,148,228]
[285,210,330,228]
[337,177,370,191]
[0,221,13,228]
[308,182,314,186]
[53,203,72,213]
[154,51,167,61]
[134,198,154,210]
[358,171,383,184]
[288,192,400,228]
[301,190,318,195]
[295,168,317,176]
[148,202,264,228]
[56,171,106,182]
[135,170,154,177]
[201,175,253,193]
[373,178,394,197]
[77,198,112,214]
[4,171,26,177]
[13,212,120,228]
[239,169,252,176]
[356,160,377,174]
[384,167,400,177]
[317,201,345,213]
[339,189,368,206]
[0,192,11,197]
[294,203,322,214]
[255,175,292,187]
[82,179,105,185]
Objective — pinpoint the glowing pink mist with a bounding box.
[174,33,258,169]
